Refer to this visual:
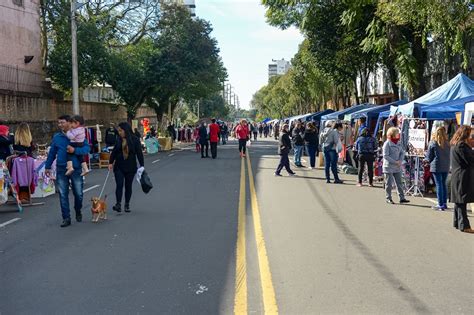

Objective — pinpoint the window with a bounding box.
[12,0,23,7]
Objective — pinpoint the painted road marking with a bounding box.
[152,159,160,164]
[84,185,100,193]
[168,153,175,157]
[0,218,21,228]
[246,152,279,314]
[234,157,247,314]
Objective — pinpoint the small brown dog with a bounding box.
[91,195,107,222]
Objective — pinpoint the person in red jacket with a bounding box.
[209,118,220,159]
[235,119,250,158]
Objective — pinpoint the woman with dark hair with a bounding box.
[450,125,474,233]
[109,122,144,213]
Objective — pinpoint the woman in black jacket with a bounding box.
[109,122,144,213]
[274,124,296,176]
[450,125,474,233]
[303,122,319,169]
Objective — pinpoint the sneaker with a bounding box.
[124,204,131,213]
[326,180,331,184]
[356,183,363,187]
[288,172,296,176]
[334,180,344,184]
[432,205,444,211]
[368,184,374,187]
[112,203,122,213]
[400,199,410,204]
[60,219,71,227]
[75,213,83,222]
[274,172,282,177]
[386,199,395,204]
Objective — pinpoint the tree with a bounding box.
[147,4,227,122]
[196,94,229,119]
[105,39,156,121]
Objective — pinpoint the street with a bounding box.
[1,139,473,314]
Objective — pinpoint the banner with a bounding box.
[407,119,427,157]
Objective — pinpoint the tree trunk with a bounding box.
[353,78,360,105]
[410,34,428,99]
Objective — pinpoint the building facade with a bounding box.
[0,0,44,94]
[268,58,291,81]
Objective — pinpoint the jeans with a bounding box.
[114,169,135,205]
[56,167,84,220]
[210,142,218,158]
[306,144,318,167]
[358,154,375,184]
[384,172,405,200]
[432,172,448,207]
[238,139,247,154]
[294,145,303,165]
[324,149,340,181]
[276,154,293,174]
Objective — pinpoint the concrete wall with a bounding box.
[0,0,43,75]
[0,93,157,144]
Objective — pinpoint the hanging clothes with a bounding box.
[11,156,36,194]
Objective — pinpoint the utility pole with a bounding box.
[71,0,80,115]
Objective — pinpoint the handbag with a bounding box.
[140,170,153,194]
[246,140,251,147]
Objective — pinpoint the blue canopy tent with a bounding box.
[392,73,474,117]
[350,100,407,121]
[373,110,391,137]
[418,95,474,119]
[261,118,272,123]
[306,109,335,122]
[321,104,373,123]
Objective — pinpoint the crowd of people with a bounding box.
[271,117,474,234]
[1,114,473,234]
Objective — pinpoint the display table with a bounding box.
[157,137,172,151]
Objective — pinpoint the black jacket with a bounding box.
[0,135,13,161]
[278,131,292,155]
[450,142,474,203]
[198,126,208,145]
[292,127,304,146]
[109,136,144,174]
[303,129,319,147]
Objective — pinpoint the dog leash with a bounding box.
[98,169,110,200]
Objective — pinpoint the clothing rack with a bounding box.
[3,152,44,211]
[85,124,103,170]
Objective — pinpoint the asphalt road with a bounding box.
[1,138,473,314]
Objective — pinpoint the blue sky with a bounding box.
[195,0,304,109]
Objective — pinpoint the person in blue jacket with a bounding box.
[45,115,90,227]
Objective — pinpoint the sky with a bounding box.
[195,0,304,110]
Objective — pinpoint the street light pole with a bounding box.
[71,0,80,115]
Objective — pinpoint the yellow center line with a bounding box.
[234,157,247,314]
[246,152,279,314]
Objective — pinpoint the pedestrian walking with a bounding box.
[209,118,220,159]
[449,125,474,233]
[235,119,250,158]
[109,122,144,213]
[320,121,343,184]
[274,124,296,176]
[274,123,280,140]
[382,127,409,204]
[198,122,209,158]
[292,121,305,167]
[355,128,377,187]
[264,124,270,138]
[45,115,90,227]
[303,122,319,169]
[258,124,263,138]
[13,122,35,157]
[193,125,201,153]
[252,122,258,141]
[424,126,450,210]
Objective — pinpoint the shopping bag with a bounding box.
[246,140,251,147]
[140,170,153,194]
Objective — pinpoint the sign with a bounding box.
[407,119,427,157]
